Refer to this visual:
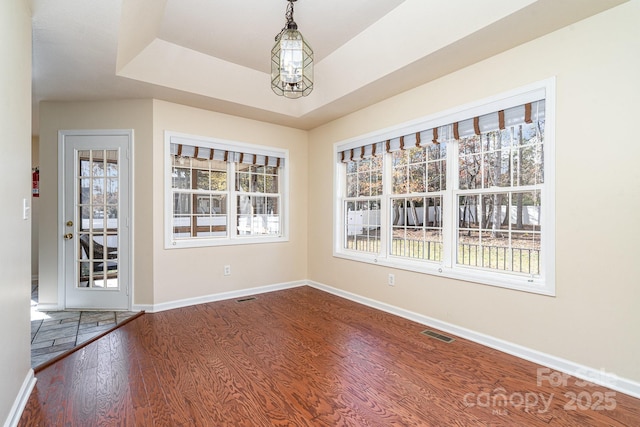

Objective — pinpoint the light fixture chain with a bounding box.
[274,0,297,42]
[285,1,295,25]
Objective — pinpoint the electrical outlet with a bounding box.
[224,265,231,276]
[388,273,395,286]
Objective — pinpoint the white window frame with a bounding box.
[333,79,556,296]
[164,131,289,249]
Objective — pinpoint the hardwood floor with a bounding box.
[19,286,640,426]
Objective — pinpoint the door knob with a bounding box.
[63,233,73,240]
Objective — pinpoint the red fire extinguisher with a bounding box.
[32,167,39,197]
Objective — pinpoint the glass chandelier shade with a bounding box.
[271,1,313,98]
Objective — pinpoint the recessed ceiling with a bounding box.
[31,0,629,133]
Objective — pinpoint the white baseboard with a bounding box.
[130,303,153,312]
[133,280,306,313]
[3,369,36,427]
[306,280,640,400]
[34,303,60,312]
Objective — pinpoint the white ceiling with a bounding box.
[31,0,628,133]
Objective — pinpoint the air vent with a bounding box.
[236,297,257,303]
[421,329,455,343]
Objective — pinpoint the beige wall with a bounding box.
[0,0,33,422]
[38,100,155,306]
[151,100,308,304]
[308,1,640,383]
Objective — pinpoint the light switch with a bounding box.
[23,198,30,220]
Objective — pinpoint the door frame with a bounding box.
[57,129,134,310]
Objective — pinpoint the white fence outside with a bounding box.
[347,206,540,235]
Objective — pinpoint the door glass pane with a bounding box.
[79,178,90,204]
[106,178,118,203]
[79,151,91,176]
[106,150,118,176]
[92,150,105,176]
[77,149,119,289]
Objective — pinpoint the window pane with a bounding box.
[483,150,511,188]
[344,199,381,253]
[409,147,425,163]
[196,194,228,237]
[236,172,250,192]
[266,196,279,215]
[510,190,540,231]
[409,164,425,193]
[172,168,191,189]
[357,172,369,196]
[211,171,227,191]
[459,135,481,156]
[511,231,540,275]
[481,193,510,231]
[392,150,407,194]
[254,175,266,193]
[392,167,408,194]
[237,195,281,236]
[265,174,278,193]
[427,161,445,192]
[173,193,191,215]
[390,196,442,261]
[457,191,541,274]
[266,166,278,175]
[345,158,382,197]
[196,170,210,190]
[173,215,191,238]
[458,153,481,190]
[236,163,279,194]
[514,143,544,186]
[346,173,357,197]
[371,172,382,196]
[425,196,443,228]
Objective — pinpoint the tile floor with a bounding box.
[30,281,138,368]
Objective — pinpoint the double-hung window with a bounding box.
[334,80,555,295]
[165,132,288,248]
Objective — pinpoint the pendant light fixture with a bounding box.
[271,0,313,98]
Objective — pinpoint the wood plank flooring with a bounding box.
[19,286,640,426]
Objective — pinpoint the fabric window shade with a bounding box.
[403,133,418,147]
[417,126,452,146]
[337,100,544,163]
[454,100,545,139]
[418,128,440,147]
[171,143,284,167]
[339,142,383,163]
[387,137,403,153]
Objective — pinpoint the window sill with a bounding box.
[333,250,555,296]
[166,235,289,249]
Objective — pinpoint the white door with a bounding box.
[61,131,132,310]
